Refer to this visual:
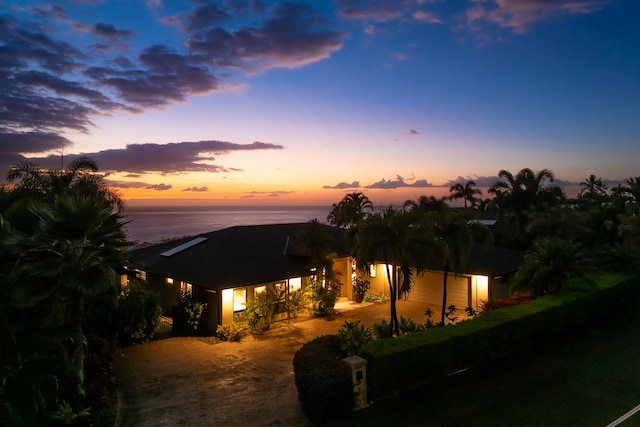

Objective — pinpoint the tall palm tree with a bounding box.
[403,195,448,213]
[579,174,608,199]
[327,192,373,229]
[9,193,130,392]
[488,168,563,237]
[429,209,493,324]
[449,180,483,208]
[355,207,436,336]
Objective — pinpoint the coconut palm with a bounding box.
[9,193,130,392]
[355,207,436,336]
[449,180,483,208]
[403,195,448,213]
[428,208,493,324]
[327,192,373,229]
[579,174,608,199]
[488,168,563,237]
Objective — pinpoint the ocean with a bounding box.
[122,205,331,244]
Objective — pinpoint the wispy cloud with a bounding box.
[244,190,296,198]
[365,175,433,189]
[323,181,361,190]
[106,180,173,191]
[182,186,209,192]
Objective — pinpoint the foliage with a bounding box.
[337,320,373,357]
[114,279,162,346]
[327,192,373,229]
[49,401,91,425]
[481,293,534,312]
[363,292,390,304]
[360,274,638,401]
[292,335,354,424]
[215,323,247,342]
[398,315,421,334]
[352,277,370,299]
[373,319,393,339]
[307,278,341,317]
[449,180,483,208]
[173,290,207,334]
[512,238,591,296]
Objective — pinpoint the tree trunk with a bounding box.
[74,292,86,396]
[441,259,449,325]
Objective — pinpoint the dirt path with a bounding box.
[114,301,431,427]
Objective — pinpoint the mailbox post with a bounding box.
[342,355,368,410]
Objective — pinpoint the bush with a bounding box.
[173,291,207,335]
[363,292,390,304]
[115,279,162,346]
[293,335,354,424]
[338,320,373,357]
[373,319,392,339]
[215,323,246,342]
[481,292,534,312]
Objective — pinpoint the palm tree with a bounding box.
[449,180,483,208]
[512,238,590,296]
[428,209,493,324]
[488,168,563,237]
[402,195,448,213]
[327,192,373,229]
[355,207,436,336]
[579,174,608,199]
[9,193,130,392]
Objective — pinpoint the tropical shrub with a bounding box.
[481,292,533,312]
[337,320,373,357]
[173,291,207,335]
[398,315,421,334]
[215,323,246,342]
[352,277,370,302]
[307,278,341,317]
[373,319,392,339]
[114,279,162,346]
[363,292,390,304]
[293,335,354,424]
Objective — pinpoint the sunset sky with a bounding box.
[1,0,638,206]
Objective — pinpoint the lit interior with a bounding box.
[233,288,247,312]
[289,277,301,292]
[369,264,377,278]
[166,277,174,284]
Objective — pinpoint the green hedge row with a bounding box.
[360,274,639,400]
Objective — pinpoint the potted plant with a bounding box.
[352,277,370,303]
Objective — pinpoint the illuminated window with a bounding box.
[136,270,147,281]
[369,264,377,278]
[181,282,192,294]
[166,277,174,285]
[254,286,266,297]
[289,277,302,292]
[233,288,247,312]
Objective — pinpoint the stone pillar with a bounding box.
[342,355,369,410]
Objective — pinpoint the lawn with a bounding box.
[341,302,640,427]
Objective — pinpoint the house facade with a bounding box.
[128,222,523,333]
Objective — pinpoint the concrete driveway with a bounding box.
[114,300,433,426]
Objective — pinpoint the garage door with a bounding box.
[409,271,470,309]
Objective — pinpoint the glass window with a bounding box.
[233,288,247,312]
[288,277,301,292]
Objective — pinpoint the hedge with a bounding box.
[360,274,639,400]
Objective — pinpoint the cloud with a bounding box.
[246,190,295,198]
[323,181,361,189]
[463,0,610,37]
[365,175,433,189]
[4,140,283,178]
[106,180,173,191]
[407,129,419,135]
[184,2,345,70]
[182,186,209,192]
[0,2,344,175]
[337,0,442,25]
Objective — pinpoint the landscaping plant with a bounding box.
[338,320,373,357]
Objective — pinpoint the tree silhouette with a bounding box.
[449,180,483,208]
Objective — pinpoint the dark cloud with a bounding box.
[443,176,499,188]
[322,181,360,189]
[105,180,172,191]
[5,140,283,177]
[182,186,209,192]
[337,0,441,24]
[185,2,345,70]
[1,2,342,168]
[365,175,433,189]
[407,129,419,135]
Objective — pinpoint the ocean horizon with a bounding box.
[122,205,332,244]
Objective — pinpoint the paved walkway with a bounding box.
[114,300,436,426]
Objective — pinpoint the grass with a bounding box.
[342,289,640,426]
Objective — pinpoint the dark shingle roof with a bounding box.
[128,223,349,291]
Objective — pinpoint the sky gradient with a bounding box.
[1,0,638,206]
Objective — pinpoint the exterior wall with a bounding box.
[193,286,219,334]
[332,256,353,299]
[367,263,391,296]
[409,271,471,309]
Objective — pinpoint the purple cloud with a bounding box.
[182,186,209,192]
[365,175,433,189]
[323,181,361,189]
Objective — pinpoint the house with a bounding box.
[127,222,353,333]
[128,222,523,333]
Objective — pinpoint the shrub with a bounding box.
[215,323,247,342]
[481,292,534,312]
[293,335,354,424]
[338,320,373,356]
[173,291,207,335]
[364,292,390,304]
[398,316,420,334]
[115,279,162,346]
[307,278,341,317]
[373,319,392,339]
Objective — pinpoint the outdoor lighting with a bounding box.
[369,264,377,278]
[166,277,174,285]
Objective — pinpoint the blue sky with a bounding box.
[1,0,638,205]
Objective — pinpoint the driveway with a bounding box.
[114,300,432,426]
